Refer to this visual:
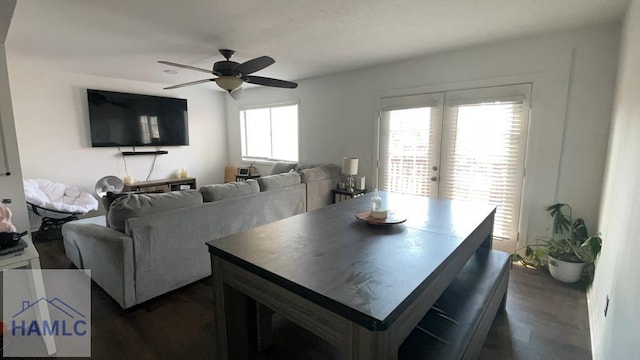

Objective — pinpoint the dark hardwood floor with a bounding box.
[27,239,591,359]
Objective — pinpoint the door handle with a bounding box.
[431,176,438,182]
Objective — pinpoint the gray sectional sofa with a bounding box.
[62,164,340,309]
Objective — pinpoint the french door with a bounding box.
[378,84,531,243]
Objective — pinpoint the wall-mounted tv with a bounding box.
[87,89,189,147]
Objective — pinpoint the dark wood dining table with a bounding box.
[206,191,496,359]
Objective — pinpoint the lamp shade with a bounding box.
[342,157,359,176]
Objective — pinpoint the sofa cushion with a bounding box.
[107,190,203,232]
[257,172,301,191]
[294,163,320,171]
[199,180,260,202]
[102,190,166,227]
[102,191,130,227]
[102,191,127,213]
[299,164,340,183]
[270,162,299,175]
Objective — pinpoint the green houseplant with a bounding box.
[512,203,602,283]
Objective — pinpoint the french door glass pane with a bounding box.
[440,85,530,242]
[379,106,441,197]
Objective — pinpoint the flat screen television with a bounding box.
[87,89,189,147]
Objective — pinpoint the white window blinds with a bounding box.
[378,84,531,243]
[440,85,530,242]
[379,93,443,197]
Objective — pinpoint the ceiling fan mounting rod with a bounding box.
[219,49,236,60]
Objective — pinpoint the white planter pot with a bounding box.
[547,255,585,283]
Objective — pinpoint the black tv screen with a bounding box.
[87,89,189,147]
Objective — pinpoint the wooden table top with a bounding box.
[207,191,495,330]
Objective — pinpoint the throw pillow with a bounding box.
[270,162,298,175]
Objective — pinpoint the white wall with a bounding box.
[6,55,228,208]
[0,44,28,231]
[0,1,29,232]
[589,1,640,358]
[226,22,620,251]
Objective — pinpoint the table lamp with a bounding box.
[342,157,359,192]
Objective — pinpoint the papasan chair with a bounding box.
[23,178,99,241]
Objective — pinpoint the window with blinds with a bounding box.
[378,84,530,243]
[240,103,299,162]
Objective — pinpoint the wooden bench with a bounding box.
[399,247,510,360]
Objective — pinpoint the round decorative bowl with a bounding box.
[355,210,407,226]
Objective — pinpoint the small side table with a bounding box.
[0,235,56,355]
[235,174,261,182]
[331,188,366,203]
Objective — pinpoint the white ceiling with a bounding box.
[6,0,630,90]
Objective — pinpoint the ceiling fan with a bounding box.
[158,49,298,97]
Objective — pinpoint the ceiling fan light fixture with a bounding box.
[215,76,243,92]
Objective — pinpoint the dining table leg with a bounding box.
[212,256,258,360]
[346,323,397,360]
[256,303,275,351]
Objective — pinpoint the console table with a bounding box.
[122,177,196,193]
[207,192,506,359]
[235,174,261,182]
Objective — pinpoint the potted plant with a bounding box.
[512,203,602,283]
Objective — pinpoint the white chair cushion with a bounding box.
[24,178,99,214]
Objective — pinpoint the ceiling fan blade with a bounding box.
[158,61,212,74]
[164,78,215,90]
[243,75,298,89]
[234,56,275,75]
